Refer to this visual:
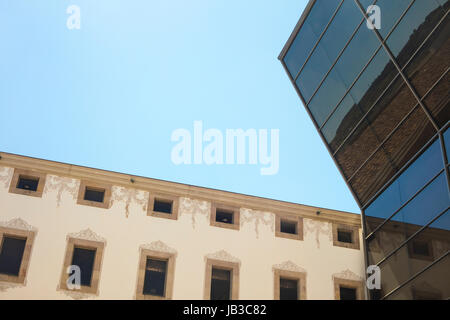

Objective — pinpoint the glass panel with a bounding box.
[422,71,450,129]
[308,22,380,126]
[211,268,231,300]
[386,0,445,68]
[375,0,414,39]
[307,67,347,126]
[340,287,357,300]
[386,255,450,300]
[283,0,341,78]
[71,247,96,287]
[367,172,449,265]
[84,188,105,203]
[404,12,450,97]
[143,259,167,296]
[365,138,444,233]
[296,42,333,101]
[0,237,26,276]
[350,107,436,205]
[280,278,298,300]
[322,49,398,151]
[17,176,39,191]
[280,220,297,234]
[153,199,172,214]
[374,211,449,296]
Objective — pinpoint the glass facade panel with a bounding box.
[423,71,450,129]
[349,107,436,205]
[386,0,445,68]
[365,138,444,233]
[386,254,450,300]
[405,14,450,98]
[283,0,341,78]
[375,0,413,39]
[376,210,449,297]
[445,127,450,162]
[367,172,448,266]
[322,49,397,151]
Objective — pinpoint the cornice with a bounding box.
[0,151,362,227]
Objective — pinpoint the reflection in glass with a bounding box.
[365,138,444,233]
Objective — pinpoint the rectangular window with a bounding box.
[280,278,298,300]
[275,214,303,240]
[0,225,36,285]
[136,249,176,300]
[274,269,306,300]
[83,187,105,203]
[211,268,231,300]
[334,278,363,300]
[0,236,27,276]
[148,194,179,220]
[216,209,234,224]
[280,220,297,235]
[332,224,360,250]
[9,168,46,198]
[71,247,96,287]
[337,229,353,243]
[77,180,112,209]
[143,258,167,297]
[153,199,173,214]
[59,237,105,295]
[339,286,357,300]
[16,176,39,192]
[204,259,239,300]
[210,204,240,230]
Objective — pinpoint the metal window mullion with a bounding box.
[381,251,449,300]
[347,67,449,183]
[293,0,345,82]
[334,3,449,158]
[365,168,445,239]
[361,132,440,210]
[320,0,416,130]
[354,0,440,132]
[374,206,449,267]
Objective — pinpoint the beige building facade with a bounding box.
[0,152,365,300]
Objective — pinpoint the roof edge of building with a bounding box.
[0,150,361,227]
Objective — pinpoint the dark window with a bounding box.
[153,199,173,214]
[216,209,234,224]
[280,278,298,300]
[84,187,105,203]
[337,230,353,243]
[16,176,39,191]
[0,236,26,276]
[280,220,297,235]
[340,286,357,300]
[211,268,231,300]
[71,247,96,286]
[412,240,430,256]
[143,258,167,297]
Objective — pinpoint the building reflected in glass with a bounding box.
[279,0,449,299]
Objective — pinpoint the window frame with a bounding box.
[333,278,364,300]
[59,237,105,295]
[407,238,434,261]
[275,213,304,241]
[135,248,176,300]
[147,193,179,221]
[77,180,112,209]
[210,203,240,231]
[8,168,47,198]
[273,269,307,300]
[332,223,360,250]
[0,226,36,285]
[204,258,239,300]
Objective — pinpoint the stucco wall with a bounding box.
[0,165,365,299]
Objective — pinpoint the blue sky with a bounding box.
[0,0,360,213]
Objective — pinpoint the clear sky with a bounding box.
[0,0,360,213]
